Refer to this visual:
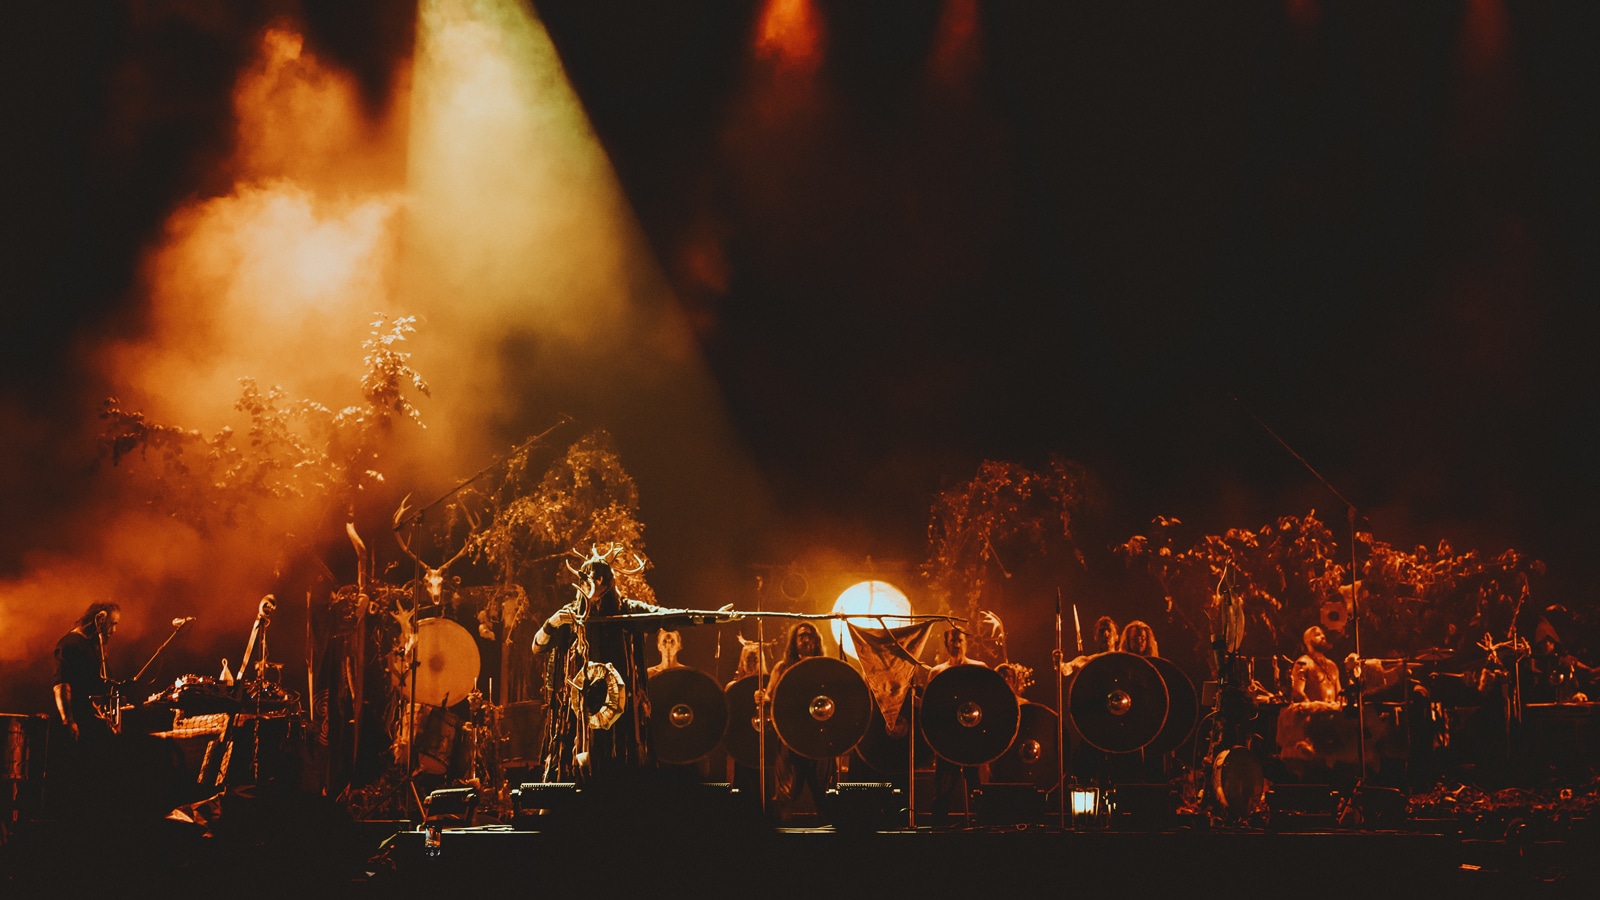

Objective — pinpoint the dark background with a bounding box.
[3,1,1597,695]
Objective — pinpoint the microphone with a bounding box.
[172,616,196,628]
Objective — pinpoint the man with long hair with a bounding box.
[764,622,830,821]
[53,601,121,742]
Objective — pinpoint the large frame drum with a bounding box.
[920,665,1020,766]
[646,668,728,765]
[771,657,872,760]
[1068,652,1169,754]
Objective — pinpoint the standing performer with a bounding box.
[762,622,830,821]
[53,602,121,742]
[1119,620,1159,659]
[928,627,988,827]
[1057,616,1120,677]
[530,560,670,782]
[647,629,686,678]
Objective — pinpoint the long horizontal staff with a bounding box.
[586,609,965,625]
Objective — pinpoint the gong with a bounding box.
[723,674,779,768]
[771,657,872,760]
[920,665,1021,767]
[646,668,729,765]
[413,617,481,708]
[988,701,1060,791]
[1146,656,1199,756]
[1067,652,1169,754]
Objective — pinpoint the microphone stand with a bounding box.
[1235,398,1368,780]
[132,619,191,688]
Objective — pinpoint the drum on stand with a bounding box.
[646,668,729,765]
[988,701,1060,791]
[920,666,1021,767]
[413,617,481,708]
[1146,656,1199,757]
[1068,652,1169,754]
[412,703,462,776]
[723,675,778,769]
[771,658,872,760]
[854,695,931,775]
[1211,746,1265,818]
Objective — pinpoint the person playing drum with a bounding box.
[928,627,987,827]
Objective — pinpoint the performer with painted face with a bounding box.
[530,558,672,782]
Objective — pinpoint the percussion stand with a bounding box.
[755,577,768,816]
[907,681,917,830]
[1053,590,1066,829]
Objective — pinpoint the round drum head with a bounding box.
[1067,652,1169,754]
[1146,656,1198,756]
[647,668,728,765]
[723,675,778,768]
[988,701,1060,791]
[920,665,1020,766]
[414,617,481,708]
[854,694,932,775]
[1212,746,1265,817]
[771,657,872,760]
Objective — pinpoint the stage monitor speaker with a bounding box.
[511,781,579,828]
[825,782,900,833]
[424,786,478,824]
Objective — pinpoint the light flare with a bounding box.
[831,580,912,659]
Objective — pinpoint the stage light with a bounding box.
[830,581,911,659]
[1069,784,1106,829]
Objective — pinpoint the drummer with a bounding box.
[1289,626,1342,705]
[928,627,987,827]
[1119,621,1159,659]
[1058,616,1120,677]
[647,629,686,678]
[763,623,832,822]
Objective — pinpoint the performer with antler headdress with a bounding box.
[529,546,674,782]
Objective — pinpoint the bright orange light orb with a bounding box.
[830,581,912,658]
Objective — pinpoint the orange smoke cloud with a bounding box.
[0,23,411,686]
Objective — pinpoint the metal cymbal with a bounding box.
[646,667,728,765]
[413,617,481,708]
[723,674,778,768]
[771,657,872,760]
[920,665,1020,767]
[988,701,1059,790]
[1146,656,1198,756]
[1067,652,1168,754]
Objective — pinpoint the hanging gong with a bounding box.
[1146,656,1199,756]
[723,674,778,768]
[920,665,1021,767]
[646,668,728,765]
[988,701,1060,791]
[770,657,872,760]
[1067,652,1169,754]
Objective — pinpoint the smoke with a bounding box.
[2,3,771,711]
